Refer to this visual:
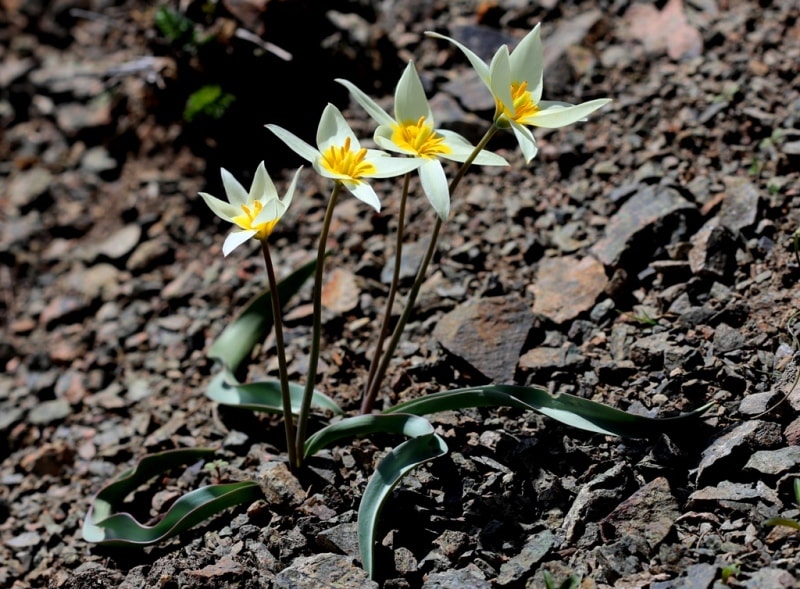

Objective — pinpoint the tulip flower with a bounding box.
[199,162,301,256]
[427,24,611,163]
[266,104,420,212]
[336,61,507,221]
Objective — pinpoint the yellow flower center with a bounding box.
[495,81,539,124]
[391,117,452,158]
[231,201,278,240]
[320,137,376,180]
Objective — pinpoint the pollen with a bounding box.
[232,201,279,240]
[495,81,539,123]
[391,117,452,158]
[321,137,377,180]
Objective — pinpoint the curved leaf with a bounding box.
[83,448,262,545]
[206,372,343,416]
[303,413,435,458]
[358,433,448,578]
[384,385,713,438]
[208,258,316,372]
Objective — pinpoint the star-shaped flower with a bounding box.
[336,61,507,221]
[427,24,611,163]
[199,162,301,256]
[266,104,420,212]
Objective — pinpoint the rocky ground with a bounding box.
[2,0,800,587]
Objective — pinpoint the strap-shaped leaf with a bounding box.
[384,385,713,438]
[208,258,316,373]
[83,448,261,545]
[303,413,435,458]
[358,433,448,578]
[206,371,343,416]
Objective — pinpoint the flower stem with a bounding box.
[361,173,412,413]
[260,239,297,470]
[360,126,499,414]
[295,183,343,467]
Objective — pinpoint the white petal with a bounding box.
[221,167,249,206]
[365,153,422,178]
[335,78,395,127]
[394,61,433,124]
[250,161,278,202]
[510,121,538,163]
[199,191,239,222]
[280,165,303,211]
[528,98,611,128]
[418,159,450,221]
[266,124,320,163]
[489,47,514,113]
[425,31,491,87]
[253,200,282,225]
[471,148,509,166]
[434,130,507,166]
[346,181,381,212]
[222,230,257,256]
[510,24,543,102]
[317,103,360,153]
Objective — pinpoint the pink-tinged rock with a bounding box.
[433,295,534,383]
[530,255,608,324]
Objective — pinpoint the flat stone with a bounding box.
[744,446,800,476]
[422,564,490,589]
[688,223,736,280]
[95,224,142,262]
[274,553,377,589]
[713,323,745,353]
[720,176,760,233]
[742,568,797,588]
[530,255,608,324]
[496,530,554,586]
[600,477,679,552]
[591,185,697,267]
[126,238,172,272]
[27,399,71,425]
[256,461,306,509]
[315,522,359,557]
[695,420,783,484]
[9,168,52,211]
[321,268,360,314]
[433,295,534,382]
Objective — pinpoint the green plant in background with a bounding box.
[183,85,235,122]
[154,5,212,52]
[543,570,580,589]
[720,562,740,585]
[84,21,713,579]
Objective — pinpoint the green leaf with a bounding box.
[764,517,800,530]
[208,258,316,373]
[207,372,343,417]
[303,413,436,458]
[358,433,448,578]
[384,385,713,438]
[83,448,261,545]
[184,85,235,122]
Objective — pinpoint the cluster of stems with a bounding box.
[260,125,499,471]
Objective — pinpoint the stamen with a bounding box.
[391,117,452,158]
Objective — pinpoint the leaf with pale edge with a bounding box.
[83,448,261,545]
[384,384,713,437]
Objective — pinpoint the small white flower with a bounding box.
[427,24,612,163]
[199,162,301,256]
[336,61,507,221]
[266,104,420,212]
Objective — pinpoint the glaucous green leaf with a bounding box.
[207,371,343,416]
[303,413,435,458]
[384,385,713,438]
[358,433,448,578]
[83,448,261,545]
